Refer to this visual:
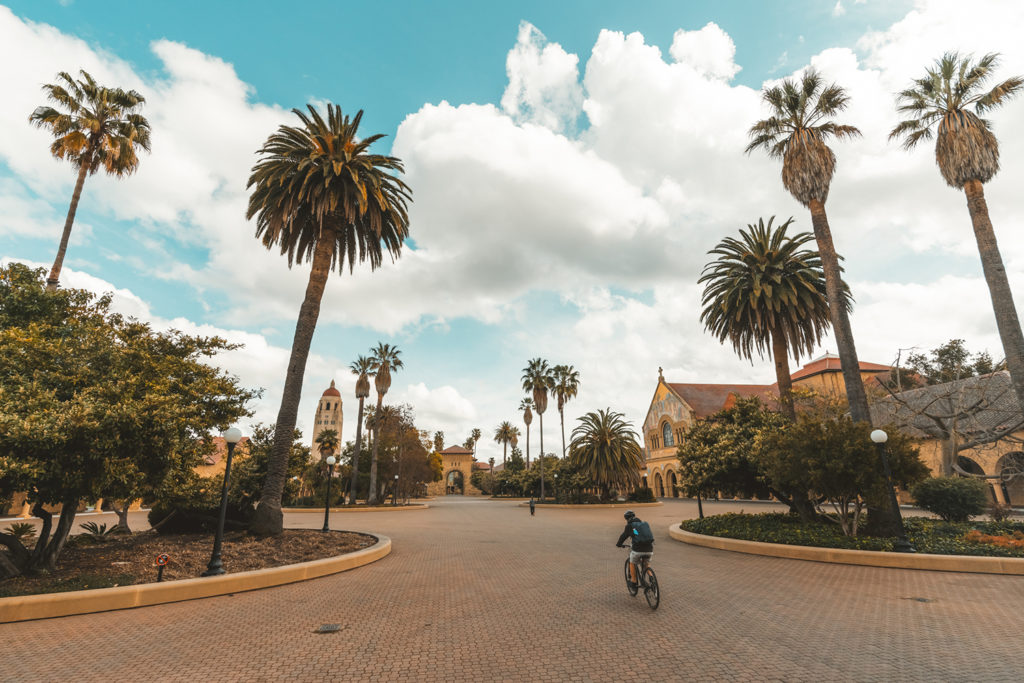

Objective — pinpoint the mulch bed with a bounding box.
[0,529,376,598]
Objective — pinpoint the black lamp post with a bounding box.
[871,429,916,553]
[202,427,243,577]
[553,472,558,502]
[322,455,336,532]
[392,474,399,506]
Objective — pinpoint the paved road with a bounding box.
[3,498,1023,681]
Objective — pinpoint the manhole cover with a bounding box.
[901,597,935,603]
[314,624,343,634]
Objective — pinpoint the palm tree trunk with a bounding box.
[964,180,1024,412]
[250,234,334,535]
[807,200,871,424]
[560,408,566,458]
[349,397,365,504]
[367,396,384,504]
[47,163,90,291]
[771,330,796,421]
[503,441,507,467]
[526,423,531,468]
[539,413,545,500]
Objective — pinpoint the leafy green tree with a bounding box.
[552,364,581,457]
[29,70,151,290]
[891,53,1024,411]
[228,424,309,511]
[506,447,526,474]
[367,343,404,503]
[568,409,643,498]
[700,217,844,420]
[348,355,374,503]
[433,431,445,453]
[757,415,927,536]
[247,104,411,535]
[0,265,253,577]
[746,70,871,426]
[522,358,554,497]
[908,339,999,385]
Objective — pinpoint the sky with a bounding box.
[2,0,1024,464]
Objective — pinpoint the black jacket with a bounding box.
[617,519,654,553]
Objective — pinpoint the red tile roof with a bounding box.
[439,445,474,455]
[322,379,341,397]
[668,383,777,419]
[789,354,892,381]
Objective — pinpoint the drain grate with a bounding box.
[314,624,343,634]
[901,597,935,603]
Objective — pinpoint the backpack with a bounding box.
[631,520,654,544]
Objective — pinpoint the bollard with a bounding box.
[156,553,169,582]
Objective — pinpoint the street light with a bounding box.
[392,473,399,506]
[322,455,337,532]
[870,429,916,553]
[553,472,558,502]
[202,427,243,577]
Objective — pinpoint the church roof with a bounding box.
[439,445,473,455]
[322,379,341,397]
[668,383,777,419]
[789,353,892,381]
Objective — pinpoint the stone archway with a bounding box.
[997,452,1024,505]
[957,455,996,502]
[446,469,465,495]
[654,471,665,498]
[668,470,678,498]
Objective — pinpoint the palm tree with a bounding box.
[568,409,643,497]
[699,216,844,420]
[29,70,151,291]
[520,398,534,468]
[522,358,554,498]
[348,355,374,504]
[246,104,411,535]
[433,431,445,453]
[745,69,871,424]
[494,421,516,466]
[552,365,581,457]
[890,52,1024,410]
[368,342,404,504]
[315,428,340,461]
[471,427,482,457]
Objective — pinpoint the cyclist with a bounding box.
[616,510,654,590]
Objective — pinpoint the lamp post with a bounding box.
[870,429,916,553]
[553,473,558,502]
[202,427,243,577]
[322,455,336,533]
[392,474,399,506]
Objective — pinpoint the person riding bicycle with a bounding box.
[616,510,654,590]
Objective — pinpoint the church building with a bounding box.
[311,380,343,461]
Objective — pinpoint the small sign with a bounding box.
[156,553,170,566]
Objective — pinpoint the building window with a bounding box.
[662,421,674,448]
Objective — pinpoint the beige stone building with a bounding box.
[426,445,482,496]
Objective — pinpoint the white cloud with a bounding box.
[669,22,741,81]
[834,1,847,17]
[500,21,583,132]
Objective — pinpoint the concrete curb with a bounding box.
[282,504,428,513]
[668,524,1024,575]
[0,533,391,624]
[517,502,664,509]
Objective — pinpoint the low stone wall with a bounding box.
[517,502,663,509]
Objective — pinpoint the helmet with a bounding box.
[624,510,636,520]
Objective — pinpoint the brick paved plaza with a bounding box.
[3,498,1024,681]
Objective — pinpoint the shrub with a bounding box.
[3,522,37,544]
[988,501,1015,522]
[80,521,118,539]
[911,477,989,523]
[628,487,657,503]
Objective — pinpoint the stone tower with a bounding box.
[312,380,343,461]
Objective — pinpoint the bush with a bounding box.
[628,487,657,503]
[989,501,1015,522]
[911,477,989,523]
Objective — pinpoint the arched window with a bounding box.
[662,421,674,448]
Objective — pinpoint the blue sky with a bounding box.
[2,0,1024,460]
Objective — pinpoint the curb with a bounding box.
[0,533,391,624]
[668,524,1024,575]
[282,504,428,513]
[517,502,664,509]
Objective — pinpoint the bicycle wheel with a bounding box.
[642,567,659,610]
[624,558,638,596]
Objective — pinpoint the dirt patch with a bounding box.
[0,529,376,598]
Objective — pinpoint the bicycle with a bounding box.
[621,544,659,610]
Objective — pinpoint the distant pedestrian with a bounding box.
[529,497,535,516]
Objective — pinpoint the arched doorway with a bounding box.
[668,470,678,498]
[998,452,1024,505]
[956,455,996,502]
[446,470,465,495]
[653,472,664,498]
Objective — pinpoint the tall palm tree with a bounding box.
[699,216,844,420]
[368,342,404,504]
[246,104,411,535]
[520,398,534,468]
[746,69,871,424]
[348,355,374,504]
[552,364,581,457]
[522,358,553,498]
[568,409,643,497]
[314,428,340,461]
[433,431,445,453]
[471,427,482,457]
[30,70,151,291]
[494,421,516,466]
[890,52,1024,410]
